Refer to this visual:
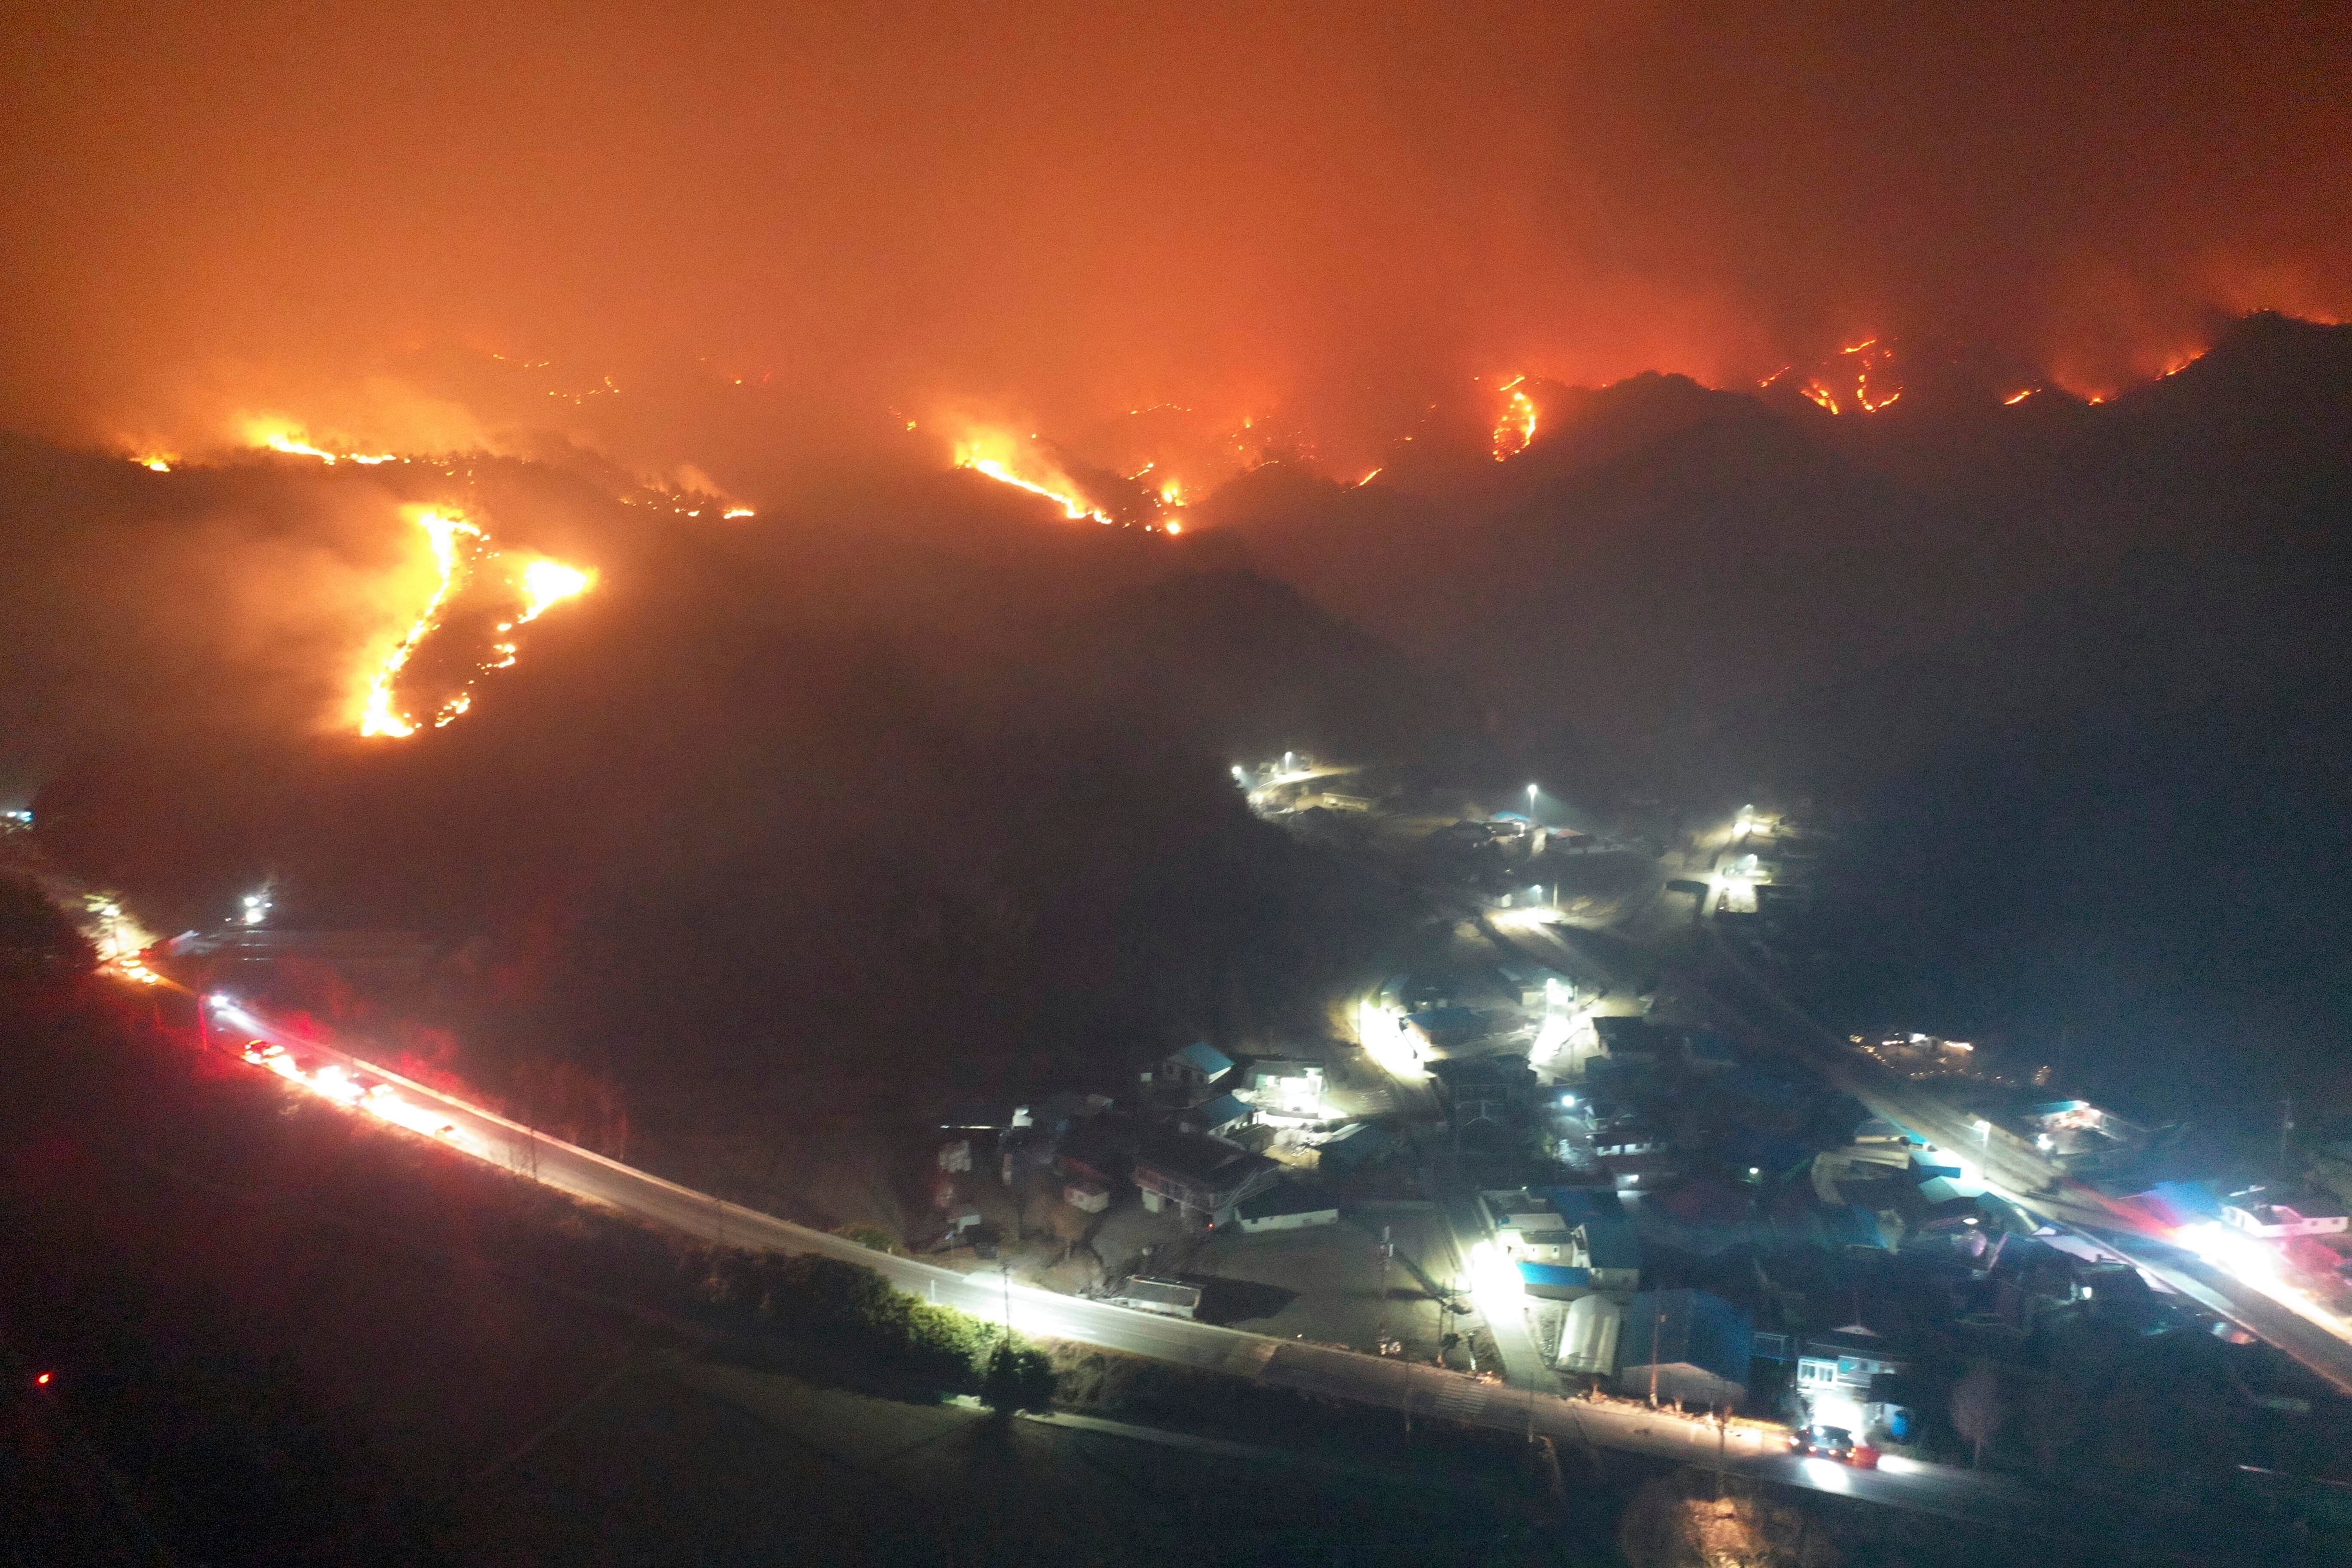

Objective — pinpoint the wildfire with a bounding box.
[360,508,481,738]
[1793,340,1902,414]
[2002,388,2038,406]
[245,418,397,465]
[952,429,1114,524]
[358,508,594,738]
[517,558,595,623]
[1492,378,1538,461]
[132,453,176,472]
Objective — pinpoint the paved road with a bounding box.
[204,996,2174,1535]
[1692,932,2352,1398]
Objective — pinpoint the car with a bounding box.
[1787,1424,1856,1461]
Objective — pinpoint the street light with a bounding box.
[1527,783,1539,816]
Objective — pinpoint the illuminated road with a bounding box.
[1693,933,2352,1398]
[194,995,2233,1541]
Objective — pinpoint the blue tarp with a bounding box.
[1620,1289,1753,1385]
[1578,1214,1641,1269]
[1518,1263,1593,1289]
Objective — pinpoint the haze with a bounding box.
[5,0,2347,460]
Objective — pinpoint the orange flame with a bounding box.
[952,428,1114,524]
[245,417,397,465]
[359,509,595,738]
[517,558,595,624]
[1492,379,1538,461]
[2002,388,2037,406]
[360,508,481,738]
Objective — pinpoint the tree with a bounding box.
[0,878,96,993]
[978,1339,1056,1415]
[1952,1359,2003,1469]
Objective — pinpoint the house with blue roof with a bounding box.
[1570,1212,1641,1292]
[1181,1091,1255,1141]
[1154,1041,1234,1097]
[1316,1120,1396,1174]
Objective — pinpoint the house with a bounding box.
[941,1102,1033,1132]
[1054,1116,1143,1189]
[1795,1327,1909,1437]
[1403,1006,1486,1056]
[1601,1151,1681,1191]
[1062,1177,1110,1214]
[1181,1091,1256,1140]
[1569,1214,1641,1292]
[1593,1016,1670,1065]
[1496,961,1574,1010]
[1236,1181,1342,1233]
[1428,1054,1536,1127]
[1614,1289,1753,1409]
[1557,1294,1622,1374]
[1153,1042,1236,1096]
[2223,1200,2350,1239]
[2018,1099,2149,1173]
[1108,1276,1203,1319]
[1131,1132,1280,1224]
[1316,1120,1396,1175]
[1495,1210,1578,1263]
[1240,1058,1326,1120]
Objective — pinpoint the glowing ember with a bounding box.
[1164,520,1184,535]
[360,508,481,738]
[1793,339,1902,414]
[1492,378,1538,461]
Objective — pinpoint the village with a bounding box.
[904,757,2352,1477]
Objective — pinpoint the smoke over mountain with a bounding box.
[3,0,2346,470]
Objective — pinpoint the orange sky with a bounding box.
[2,0,2346,443]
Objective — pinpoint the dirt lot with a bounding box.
[1172,1207,1463,1361]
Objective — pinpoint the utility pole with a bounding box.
[2281,1098,2296,1171]
[1648,1302,1664,1408]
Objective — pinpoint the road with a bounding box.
[1692,930,2352,1398]
[199,993,2193,1539]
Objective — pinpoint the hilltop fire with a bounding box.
[952,428,1114,524]
[245,418,399,465]
[358,506,594,739]
[1798,340,1903,415]
[1492,379,1538,461]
